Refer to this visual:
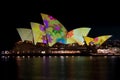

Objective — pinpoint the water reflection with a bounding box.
[1,56,120,80]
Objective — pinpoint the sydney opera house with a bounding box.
[7,13,119,55]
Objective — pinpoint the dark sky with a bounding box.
[1,1,120,50]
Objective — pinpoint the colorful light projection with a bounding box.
[83,36,93,46]
[16,13,112,47]
[84,35,112,46]
[30,22,47,45]
[66,27,91,45]
[40,13,68,46]
[16,28,33,42]
[66,30,77,44]
[56,38,67,44]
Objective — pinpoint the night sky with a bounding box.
[1,1,120,50]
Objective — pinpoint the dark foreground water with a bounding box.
[1,56,120,80]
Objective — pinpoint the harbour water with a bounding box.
[1,55,120,80]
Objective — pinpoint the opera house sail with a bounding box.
[16,28,33,42]
[84,35,112,46]
[66,27,91,45]
[40,13,68,46]
[30,22,47,45]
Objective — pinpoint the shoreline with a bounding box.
[1,53,120,57]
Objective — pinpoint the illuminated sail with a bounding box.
[83,36,94,46]
[56,38,67,44]
[40,13,67,46]
[93,35,112,46]
[67,27,91,45]
[16,28,33,42]
[30,22,46,45]
[66,30,76,44]
[84,35,112,46]
[66,38,76,44]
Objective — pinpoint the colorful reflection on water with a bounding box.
[1,56,120,80]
